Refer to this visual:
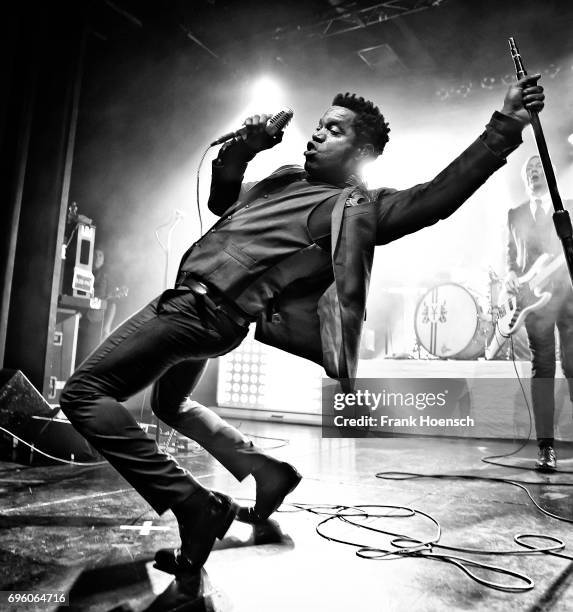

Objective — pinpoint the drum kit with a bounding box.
[413,271,530,361]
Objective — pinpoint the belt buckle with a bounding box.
[186,277,208,296]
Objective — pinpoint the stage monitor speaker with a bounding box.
[0,369,99,465]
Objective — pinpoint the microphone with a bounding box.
[210,108,293,146]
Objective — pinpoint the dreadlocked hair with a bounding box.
[332,92,390,156]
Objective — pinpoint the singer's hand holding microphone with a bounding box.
[241,114,284,152]
[210,108,293,152]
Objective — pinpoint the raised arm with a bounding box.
[374,75,544,245]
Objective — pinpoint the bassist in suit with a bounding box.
[505,155,573,470]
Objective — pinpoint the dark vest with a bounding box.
[177,166,344,316]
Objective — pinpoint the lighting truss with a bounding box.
[271,0,447,41]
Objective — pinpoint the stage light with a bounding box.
[249,76,283,109]
[545,63,561,79]
[435,87,450,101]
[568,133,573,146]
[455,81,472,98]
[480,77,496,90]
[217,331,322,413]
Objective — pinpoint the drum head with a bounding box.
[415,283,479,358]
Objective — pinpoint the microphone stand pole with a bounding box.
[509,37,573,290]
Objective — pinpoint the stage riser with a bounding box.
[218,356,573,441]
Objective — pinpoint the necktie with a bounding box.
[534,199,546,224]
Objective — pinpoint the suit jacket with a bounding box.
[507,199,573,276]
[207,119,516,381]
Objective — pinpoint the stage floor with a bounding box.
[1,420,573,611]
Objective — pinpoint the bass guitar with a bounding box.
[485,253,565,359]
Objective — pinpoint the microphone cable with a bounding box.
[479,334,534,469]
[195,145,212,237]
[480,336,573,473]
[268,499,570,593]
[0,424,107,467]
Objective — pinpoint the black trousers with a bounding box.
[60,288,268,514]
[525,288,573,442]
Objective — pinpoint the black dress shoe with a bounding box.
[535,446,557,472]
[154,491,237,575]
[236,459,302,524]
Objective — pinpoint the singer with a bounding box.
[59,75,544,575]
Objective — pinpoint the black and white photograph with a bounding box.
[1,1,573,610]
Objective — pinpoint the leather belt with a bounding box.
[176,274,255,328]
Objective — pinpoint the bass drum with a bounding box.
[414,283,492,359]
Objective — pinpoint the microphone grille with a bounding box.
[267,108,294,136]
